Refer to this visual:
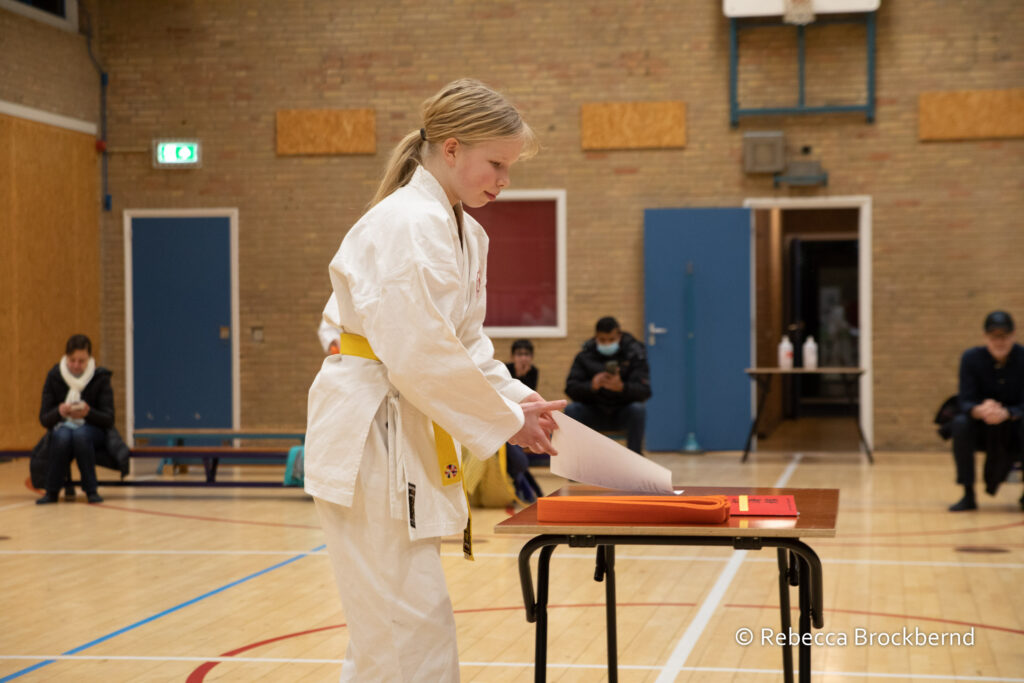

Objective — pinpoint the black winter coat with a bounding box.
[564,331,651,410]
[32,364,129,483]
[39,364,115,430]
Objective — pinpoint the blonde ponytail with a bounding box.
[369,79,537,208]
[369,130,424,208]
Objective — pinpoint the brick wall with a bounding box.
[8,1,1022,450]
[0,3,100,122]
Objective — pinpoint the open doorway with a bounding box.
[747,198,873,453]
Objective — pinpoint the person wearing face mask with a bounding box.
[36,334,115,504]
[564,316,651,454]
[948,311,1024,512]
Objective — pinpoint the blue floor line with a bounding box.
[0,544,327,681]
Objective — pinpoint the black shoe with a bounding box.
[36,494,58,505]
[949,495,977,512]
[64,488,76,501]
[86,493,104,504]
[1019,495,1024,512]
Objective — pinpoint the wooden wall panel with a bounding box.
[0,114,99,449]
[0,116,14,448]
[919,89,1024,141]
[580,101,687,150]
[275,108,376,155]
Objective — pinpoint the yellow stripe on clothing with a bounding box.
[336,333,473,560]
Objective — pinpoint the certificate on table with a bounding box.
[550,412,674,494]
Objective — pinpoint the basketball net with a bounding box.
[783,0,816,25]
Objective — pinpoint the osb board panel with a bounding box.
[0,114,99,449]
[919,89,1024,141]
[276,108,376,155]
[581,101,687,150]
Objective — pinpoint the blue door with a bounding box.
[644,208,751,451]
[131,216,233,433]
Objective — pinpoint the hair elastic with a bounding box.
[419,128,427,141]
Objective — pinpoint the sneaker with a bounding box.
[86,493,104,504]
[948,495,977,512]
[35,494,58,505]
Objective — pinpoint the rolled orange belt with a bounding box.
[537,494,730,525]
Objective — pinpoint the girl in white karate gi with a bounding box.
[305,79,565,682]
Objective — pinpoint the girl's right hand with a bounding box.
[510,399,566,455]
[58,403,72,418]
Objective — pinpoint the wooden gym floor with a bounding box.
[1,432,1022,681]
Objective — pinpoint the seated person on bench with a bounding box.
[36,334,115,505]
[505,339,544,502]
[948,311,1024,512]
[564,316,651,455]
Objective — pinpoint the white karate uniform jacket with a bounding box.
[316,294,342,353]
[305,166,533,540]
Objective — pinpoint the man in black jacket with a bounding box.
[948,311,1024,512]
[564,317,651,454]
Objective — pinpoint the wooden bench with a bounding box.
[88,429,308,488]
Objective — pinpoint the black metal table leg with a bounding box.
[595,545,618,681]
[742,374,773,462]
[796,553,812,682]
[777,549,794,683]
[533,544,556,682]
[516,535,824,683]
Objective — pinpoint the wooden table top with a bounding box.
[746,367,864,375]
[495,485,839,538]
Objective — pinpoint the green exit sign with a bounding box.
[153,139,202,168]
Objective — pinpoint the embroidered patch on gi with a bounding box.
[407,482,417,528]
[475,270,482,295]
[444,463,459,480]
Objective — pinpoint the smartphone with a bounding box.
[604,360,619,374]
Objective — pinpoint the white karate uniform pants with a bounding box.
[314,403,460,682]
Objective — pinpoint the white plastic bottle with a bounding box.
[777,336,793,370]
[802,335,818,370]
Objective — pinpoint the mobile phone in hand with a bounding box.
[604,360,619,374]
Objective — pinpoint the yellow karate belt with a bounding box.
[336,333,474,560]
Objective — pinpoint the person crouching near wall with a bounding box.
[36,334,114,505]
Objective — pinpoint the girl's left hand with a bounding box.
[513,396,566,454]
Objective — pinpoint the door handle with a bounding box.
[219,326,230,340]
[648,322,667,346]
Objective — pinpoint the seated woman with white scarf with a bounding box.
[36,334,115,504]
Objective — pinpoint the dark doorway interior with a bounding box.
[787,237,860,417]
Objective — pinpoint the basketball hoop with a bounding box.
[783,0,816,24]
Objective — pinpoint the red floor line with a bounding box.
[185,599,1021,681]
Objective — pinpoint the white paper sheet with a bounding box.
[549,412,674,494]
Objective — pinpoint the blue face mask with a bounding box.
[597,341,619,356]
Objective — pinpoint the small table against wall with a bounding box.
[496,484,839,683]
[743,367,871,463]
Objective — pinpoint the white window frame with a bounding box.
[482,189,567,339]
[0,0,79,32]
[743,194,873,449]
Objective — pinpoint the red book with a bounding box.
[728,495,798,516]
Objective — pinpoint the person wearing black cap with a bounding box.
[948,311,1024,511]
